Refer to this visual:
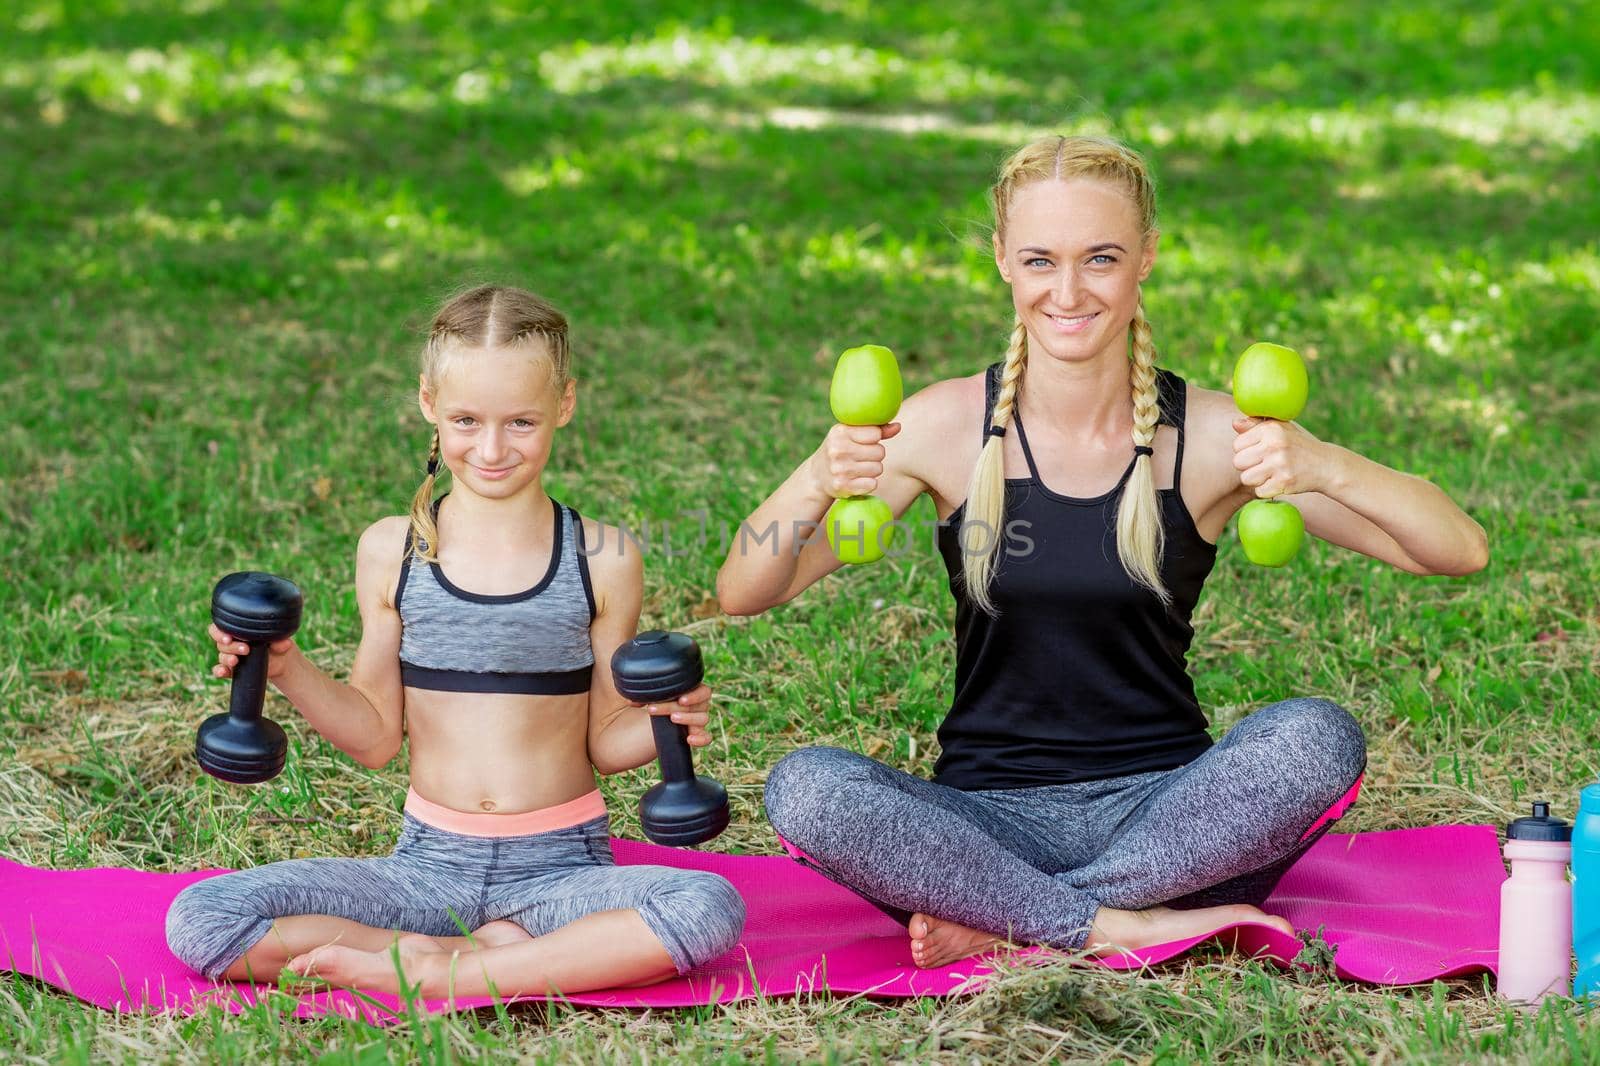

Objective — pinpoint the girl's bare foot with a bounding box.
[464,920,534,950]
[394,932,452,956]
[399,920,534,956]
[287,922,534,994]
[1086,903,1293,958]
[286,940,439,994]
[907,913,1009,969]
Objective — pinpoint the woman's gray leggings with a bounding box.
[165,814,745,979]
[763,697,1367,949]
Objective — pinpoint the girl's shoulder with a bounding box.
[573,512,629,554]
[358,514,413,559]
[354,515,413,607]
[574,512,643,580]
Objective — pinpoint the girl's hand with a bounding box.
[1232,416,1332,498]
[208,622,295,681]
[809,422,902,500]
[642,683,716,747]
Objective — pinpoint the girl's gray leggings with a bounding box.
[165,814,745,979]
[763,697,1367,949]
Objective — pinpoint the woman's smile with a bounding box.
[1044,311,1099,334]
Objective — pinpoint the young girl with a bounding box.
[718,136,1488,968]
[167,285,745,998]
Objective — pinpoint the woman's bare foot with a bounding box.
[1086,903,1293,958]
[907,913,1009,969]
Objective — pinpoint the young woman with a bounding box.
[717,136,1487,968]
[169,285,744,997]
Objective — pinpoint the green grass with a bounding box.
[3,0,1599,1061]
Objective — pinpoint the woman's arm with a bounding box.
[583,520,714,775]
[716,380,964,616]
[214,517,408,768]
[1227,407,1489,576]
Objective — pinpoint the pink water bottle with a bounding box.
[1498,801,1572,1005]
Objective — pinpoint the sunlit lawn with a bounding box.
[3,1,1599,1062]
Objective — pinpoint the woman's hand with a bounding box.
[808,422,902,500]
[641,683,715,747]
[1231,416,1334,499]
[208,622,295,681]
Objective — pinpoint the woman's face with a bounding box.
[994,177,1157,368]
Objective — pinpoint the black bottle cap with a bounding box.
[1507,801,1571,842]
[611,631,703,703]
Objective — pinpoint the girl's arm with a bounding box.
[212,517,408,768]
[582,520,713,775]
[1224,403,1489,576]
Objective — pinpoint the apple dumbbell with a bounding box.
[825,344,903,565]
[1232,341,1308,568]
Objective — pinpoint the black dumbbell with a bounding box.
[610,631,729,846]
[197,572,302,784]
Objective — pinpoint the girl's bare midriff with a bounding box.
[402,687,598,814]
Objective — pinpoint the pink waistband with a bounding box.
[403,787,607,837]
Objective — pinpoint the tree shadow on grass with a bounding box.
[6,0,1595,118]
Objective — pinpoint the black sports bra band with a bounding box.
[399,662,593,695]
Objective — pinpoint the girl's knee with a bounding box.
[164,878,227,973]
[653,871,745,970]
[702,874,746,954]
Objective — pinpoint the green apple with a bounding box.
[1237,499,1305,567]
[825,495,897,565]
[830,344,903,426]
[1232,342,1308,422]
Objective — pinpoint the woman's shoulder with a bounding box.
[882,369,988,509]
[900,369,987,435]
[1172,377,1241,439]
[1167,377,1255,521]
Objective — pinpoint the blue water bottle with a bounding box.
[1572,783,1600,997]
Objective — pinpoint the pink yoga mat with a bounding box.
[1,826,1503,1023]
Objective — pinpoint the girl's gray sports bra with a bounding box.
[395,496,596,695]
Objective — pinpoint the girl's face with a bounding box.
[418,344,575,501]
[994,177,1156,368]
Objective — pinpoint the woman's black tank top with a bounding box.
[932,364,1217,790]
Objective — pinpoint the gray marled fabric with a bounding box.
[397,497,594,677]
[764,697,1366,949]
[166,814,744,979]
